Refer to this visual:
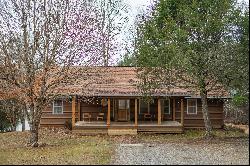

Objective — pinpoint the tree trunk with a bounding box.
[21,118,25,132]
[29,124,39,147]
[21,109,25,132]
[28,104,41,147]
[200,90,212,138]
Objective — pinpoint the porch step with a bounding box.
[73,129,107,135]
[138,126,183,133]
[108,129,137,135]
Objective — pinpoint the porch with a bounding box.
[71,96,185,135]
[73,121,183,134]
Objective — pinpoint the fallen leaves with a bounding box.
[0,128,112,165]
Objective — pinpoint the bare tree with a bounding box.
[0,0,102,147]
[95,0,129,66]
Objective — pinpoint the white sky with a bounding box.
[114,0,153,64]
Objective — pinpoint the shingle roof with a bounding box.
[53,66,231,98]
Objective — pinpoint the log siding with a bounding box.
[40,98,224,129]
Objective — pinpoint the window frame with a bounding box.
[163,99,171,115]
[53,100,64,114]
[187,99,197,115]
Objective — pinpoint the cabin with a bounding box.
[40,67,230,135]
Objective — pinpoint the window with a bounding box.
[187,99,197,114]
[139,100,149,114]
[102,99,108,106]
[163,99,170,114]
[53,100,63,114]
[118,100,130,109]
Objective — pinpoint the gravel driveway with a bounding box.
[111,138,249,165]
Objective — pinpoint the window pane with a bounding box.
[164,106,170,114]
[54,107,63,114]
[164,100,170,114]
[188,107,196,114]
[164,99,169,107]
[126,100,130,109]
[102,99,108,106]
[54,100,62,106]
[119,100,126,109]
[188,99,196,107]
[140,100,148,114]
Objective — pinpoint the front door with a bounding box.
[118,99,130,121]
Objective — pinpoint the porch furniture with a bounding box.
[83,113,91,122]
[97,113,104,121]
[144,113,152,121]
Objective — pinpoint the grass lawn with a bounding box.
[137,127,249,144]
[0,128,113,165]
[0,126,248,165]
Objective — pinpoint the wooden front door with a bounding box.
[118,109,128,121]
[117,99,130,121]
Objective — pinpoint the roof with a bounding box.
[52,66,231,98]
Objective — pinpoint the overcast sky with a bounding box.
[126,0,249,26]
[115,0,249,64]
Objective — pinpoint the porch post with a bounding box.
[181,99,184,126]
[78,99,81,121]
[107,98,111,126]
[173,98,176,121]
[158,98,161,125]
[72,96,76,127]
[135,99,138,126]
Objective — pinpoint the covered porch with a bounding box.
[73,121,183,134]
[71,96,185,134]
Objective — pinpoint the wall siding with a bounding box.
[174,98,224,128]
[40,101,74,127]
[40,98,224,129]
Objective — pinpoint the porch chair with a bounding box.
[97,113,104,121]
[144,113,152,121]
[83,113,91,122]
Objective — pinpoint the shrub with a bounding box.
[0,109,12,132]
[64,120,72,130]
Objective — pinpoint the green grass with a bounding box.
[0,129,113,165]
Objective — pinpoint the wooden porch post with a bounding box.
[78,99,81,121]
[72,96,76,127]
[158,98,161,125]
[107,98,111,126]
[135,99,138,126]
[181,99,184,126]
[173,98,176,121]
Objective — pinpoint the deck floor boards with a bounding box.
[73,121,183,134]
[75,121,181,127]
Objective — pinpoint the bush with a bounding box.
[0,109,11,132]
[232,95,248,107]
[64,120,72,130]
[224,100,249,125]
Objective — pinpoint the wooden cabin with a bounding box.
[40,67,230,134]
